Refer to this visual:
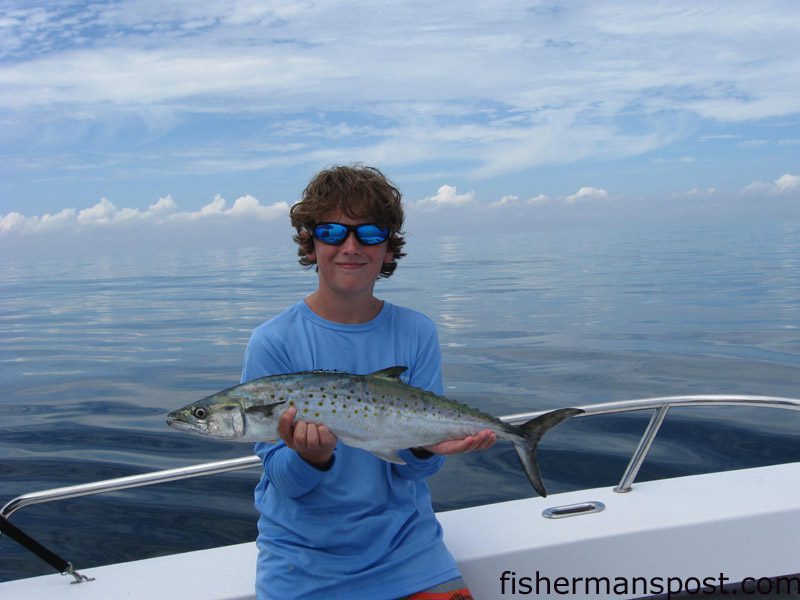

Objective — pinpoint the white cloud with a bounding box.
[740,173,800,196]
[738,140,769,148]
[0,212,25,233]
[417,185,475,208]
[0,195,290,235]
[147,195,178,217]
[194,195,228,219]
[701,134,740,141]
[527,194,550,205]
[78,198,140,224]
[564,187,609,203]
[1,207,79,233]
[488,195,519,208]
[776,174,800,193]
[686,187,717,196]
[228,195,290,220]
[38,208,77,229]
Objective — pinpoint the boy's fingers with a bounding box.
[291,420,307,448]
[277,407,297,442]
[318,425,335,447]
[474,430,496,450]
[305,423,319,448]
[424,429,497,455]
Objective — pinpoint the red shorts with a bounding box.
[401,577,474,600]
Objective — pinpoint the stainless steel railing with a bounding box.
[1,456,261,520]
[503,394,800,493]
[4,394,800,521]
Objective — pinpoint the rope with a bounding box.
[0,515,93,582]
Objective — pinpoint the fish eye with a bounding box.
[192,407,208,420]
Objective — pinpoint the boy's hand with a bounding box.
[278,406,337,469]
[424,429,496,456]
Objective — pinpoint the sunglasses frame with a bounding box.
[311,222,390,246]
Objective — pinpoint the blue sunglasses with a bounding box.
[311,222,390,246]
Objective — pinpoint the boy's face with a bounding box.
[308,211,394,298]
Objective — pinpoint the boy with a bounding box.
[241,164,495,599]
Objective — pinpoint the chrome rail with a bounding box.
[503,394,800,493]
[1,455,261,520]
[4,394,800,522]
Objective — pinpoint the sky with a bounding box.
[1,0,799,251]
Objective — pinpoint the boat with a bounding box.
[2,395,799,599]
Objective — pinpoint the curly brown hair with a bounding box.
[289,164,407,278]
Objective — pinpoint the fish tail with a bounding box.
[512,408,584,497]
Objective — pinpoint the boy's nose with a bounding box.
[339,230,362,251]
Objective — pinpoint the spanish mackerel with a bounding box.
[166,366,583,496]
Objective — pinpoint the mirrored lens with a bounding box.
[312,223,389,246]
[313,223,349,244]
[355,224,389,245]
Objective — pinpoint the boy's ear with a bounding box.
[383,250,394,264]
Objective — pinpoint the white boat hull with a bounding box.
[3,462,799,599]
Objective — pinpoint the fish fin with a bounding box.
[371,366,408,381]
[244,401,286,417]
[512,408,584,497]
[371,449,407,464]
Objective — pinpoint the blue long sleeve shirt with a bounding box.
[241,300,461,600]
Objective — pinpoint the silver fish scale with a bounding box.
[244,372,504,448]
[193,371,517,444]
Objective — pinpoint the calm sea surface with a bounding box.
[2,220,799,582]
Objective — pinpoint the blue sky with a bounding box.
[1,1,799,245]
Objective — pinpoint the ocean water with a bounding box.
[1,219,799,582]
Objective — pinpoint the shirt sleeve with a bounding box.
[245,322,332,497]
[256,441,333,498]
[393,448,446,480]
